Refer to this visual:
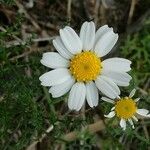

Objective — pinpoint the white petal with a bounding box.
[134,98,140,102]
[104,111,115,118]
[102,58,131,72]
[101,97,114,104]
[120,119,126,130]
[80,21,95,50]
[132,116,138,122]
[60,26,82,54]
[94,25,113,46]
[128,119,135,129]
[49,77,75,98]
[95,75,120,99]
[68,82,86,111]
[86,81,98,107]
[111,107,115,111]
[129,88,136,98]
[39,68,71,86]
[136,109,150,117]
[94,30,118,57]
[53,36,73,59]
[40,52,69,68]
[101,70,132,86]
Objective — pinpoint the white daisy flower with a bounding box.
[103,89,150,130]
[39,21,132,111]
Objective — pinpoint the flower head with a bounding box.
[39,21,132,111]
[102,89,150,130]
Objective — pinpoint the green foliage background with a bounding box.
[0,0,150,149]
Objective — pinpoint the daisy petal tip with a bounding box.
[104,115,107,117]
[128,67,132,71]
[123,127,126,131]
[136,109,149,116]
[129,75,132,80]
[124,83,130,87]
[132,116,138,122]
[120,119,126,130]
[59,29,64,35]
[40,59,43,64]
[115,32,119,37]
[90,104,97,108]
[101,97,114,104]
[129,88,136,97]
[86,81,99,108]
[104,111,115,118]
[52,39,56,45]
[39,75,44,82]
[127,59,132,64]
[48,89,56,98]
[52,39,55,45]
[68,104,74,111]
[40,82,46,86]
[59,28,63,32]
[68,83,86,112]
[134,98,140,102]
[76,107,82,111]
[90,21,95,26]
[39,75,43,82]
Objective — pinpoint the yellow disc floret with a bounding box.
[70,51,102,82]
[115,97,137,119]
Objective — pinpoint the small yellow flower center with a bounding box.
[115,97,137,119]
[70,51,102,82]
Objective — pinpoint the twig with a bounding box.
[82,0,92,20]
[1,36,55,64]
[67,0,72,23]
[43,87,56,114]
[101,0,116,9]
[38,21,59,31]
[3,117,23,150]
[21,24,32,77]
[63,120,105,141]
[137,87,148,95]
[127,9,150,33]
[144,78,150,91]
[26,125,54,150]
[5,36,56,48]
[80,103,86,145]
[99,0,107,24]
[9,49,32,61]
[32,37,55,42]
[62,115,150,142]
[127,0,137,25]
[15,0,41,31]
[81,103,86,120]
[141,119,149,140]
[0,26,22,43]
[94,0,100,26]
[25,0,34,8]
[9,45,51,61]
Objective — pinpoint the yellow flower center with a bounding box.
[70,51,102,82]
[115,97,137,119]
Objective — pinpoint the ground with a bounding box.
[0,0,150,149]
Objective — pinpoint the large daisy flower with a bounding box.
[39,21,132,111]
[103,89,150,130]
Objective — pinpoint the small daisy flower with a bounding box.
[39,21,132,111]
[102,89,150,130]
